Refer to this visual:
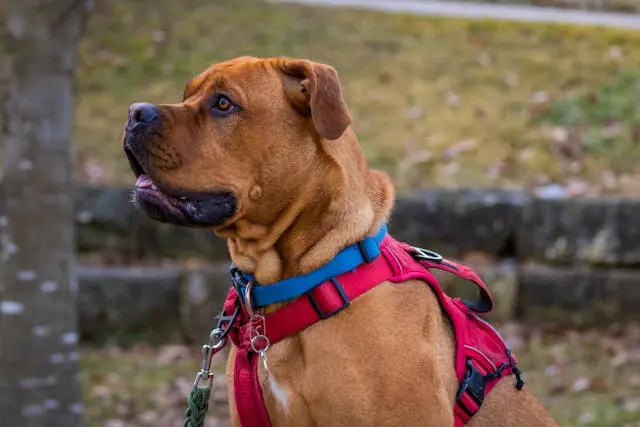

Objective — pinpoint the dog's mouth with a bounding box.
[125,147,237,227]
[134,173,200,222]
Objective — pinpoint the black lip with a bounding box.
[124,146,145,178]
[123,121,157,178]
[133,188,190,226]
[133,187,237,227]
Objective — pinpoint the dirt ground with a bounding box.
[81,324,640,427]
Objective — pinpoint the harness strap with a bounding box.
[408,247,494,314]
[234,350,271,427]
[222,237,519,427]
[405,244,521,427]
[225,237,396,427]
[231,236,396,349]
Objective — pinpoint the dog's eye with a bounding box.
[211,95,234,114]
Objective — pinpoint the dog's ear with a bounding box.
[279,59,352,141]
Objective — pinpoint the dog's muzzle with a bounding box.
[122,102,238,228]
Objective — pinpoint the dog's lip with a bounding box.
[136,174,208,217]
[136,174,155,189]
[135,174,189,204]
[124,146,145,178]
[133,173,238,228]
[135,180,195,216]
[134,186,191,224]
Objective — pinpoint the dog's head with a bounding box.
[123,56,352,230]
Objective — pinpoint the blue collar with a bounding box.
[229,224,388,309]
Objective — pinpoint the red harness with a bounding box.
[218,234,523,426]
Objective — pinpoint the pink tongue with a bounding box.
[136,174,154,189]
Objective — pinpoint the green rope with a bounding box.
[184,386,211,427]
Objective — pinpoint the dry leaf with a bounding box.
[577,411,596,425]
[444,92,461,108]
[404,107,424,120]
[156,345,190,365]
[571,377,591,393]
[531,91,549,105]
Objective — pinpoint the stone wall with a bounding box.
[3,184,640,344]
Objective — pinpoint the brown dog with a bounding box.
[123,56,557,426]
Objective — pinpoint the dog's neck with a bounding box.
[221,128,395,285]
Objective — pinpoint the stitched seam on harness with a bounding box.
[464,345,497,371]
[386,247,404,274]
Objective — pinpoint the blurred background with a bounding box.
[1,0,640,426]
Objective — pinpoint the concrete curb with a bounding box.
[269,0,640,30]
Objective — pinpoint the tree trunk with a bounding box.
[0,1,89,425]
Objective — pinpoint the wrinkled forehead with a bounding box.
[182,57,279,102]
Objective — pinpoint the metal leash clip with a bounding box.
[192,328,226,388]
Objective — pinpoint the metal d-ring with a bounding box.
[250,334,271,354]
[411,246,444,262]
[244,280,256,318]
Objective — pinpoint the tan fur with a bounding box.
[142,56,557,426]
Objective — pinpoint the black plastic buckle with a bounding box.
[455,359,486,416]
[308,277,350,320]
[214,301,240,342]
[229,263,250,295]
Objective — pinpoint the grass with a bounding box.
[80,344,229,427]
[4,0,640,195]
[537,69,640,174]
[80,326,640,427]
[515,326,640,426]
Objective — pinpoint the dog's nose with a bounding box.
[129,102,160,126]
